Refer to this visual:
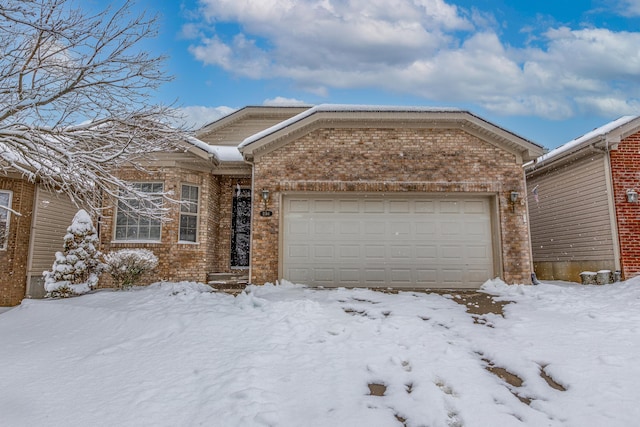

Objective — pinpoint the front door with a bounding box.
[231,188,251,268]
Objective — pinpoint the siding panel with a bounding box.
[28,189,78,284]
[527,154,615,262]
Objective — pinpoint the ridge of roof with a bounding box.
[239,104,466,148]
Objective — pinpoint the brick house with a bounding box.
[526,115,640,282]
[2,104,544,305]
[100,104,542,290]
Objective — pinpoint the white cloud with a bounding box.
[176,106,235,129]
[263,97,309,106]
[614,0,640,16]
[187,0,640,119]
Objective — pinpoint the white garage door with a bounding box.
[282,195,495,289]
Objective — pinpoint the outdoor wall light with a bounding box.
[509,191,519,213]
[259,189,273,217]
[627,189,638,203]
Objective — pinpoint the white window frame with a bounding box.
[0,190,12,250]
[113,182,164,242]
[179,184,200,243]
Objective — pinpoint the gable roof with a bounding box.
[528,115,640,172]
[196,105,312,147]
[239,104,545,162]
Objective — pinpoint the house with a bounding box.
[525,116,640,282]
[2,104,544,306]
[0,175,77,305]
[99,104,543,290]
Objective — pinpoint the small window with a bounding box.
[179,184,199,243]
[0,190,12,250]
[114,183,163,241]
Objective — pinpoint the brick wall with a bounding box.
[250,127,532,286]
[610,132,640,279]
[99,167,220,286]
[0,178,35,306]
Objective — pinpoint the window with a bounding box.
[0,190,11,250]
[114,183,163,241]
[179,184,199,242]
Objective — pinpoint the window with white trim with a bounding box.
[0,190,11,250]
[179,184,199,243]
[114,183,163,241]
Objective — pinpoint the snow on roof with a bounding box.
[209,145,243,162]
[184,136,243,162]
[535,115,639,165]
[239,104,463,148]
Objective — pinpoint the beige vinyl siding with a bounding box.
[199,114,305,146]
[26,188,78,297]
[528,154,615,262]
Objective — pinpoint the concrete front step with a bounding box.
[207,272,249,292]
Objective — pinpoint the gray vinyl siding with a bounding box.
[26,188,78,297]
[527,154,615,262]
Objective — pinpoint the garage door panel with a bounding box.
[288,220,310,235]
[415,201,435,213]
[390,245,412,259]
[314,221,335,236]
[289,200,310,213]
[314,245,334,259]
[389,200,410,213]
[283,195,494,288]
[365,269,386,283]
[314,199,335,212]
[288,244,309,259]
[339,221,360,234]
[364,200,385,213]
[338,200,359,213]
[339,245,360,258]
[364,245,385,259]
[339,269,361,283]
[416,245,438,260]
[314,269,335,282]
[464,200,487,214]
[440,201,461,213]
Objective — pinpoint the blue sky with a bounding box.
[130,0,640,149]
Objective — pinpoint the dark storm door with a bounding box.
[231,188,251,268]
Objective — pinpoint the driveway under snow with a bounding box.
[1,279,639,427]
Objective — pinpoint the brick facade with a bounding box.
[610,131,640,279]
[250,127,533,285]
[0,177,35,306]
[99,167,221,286]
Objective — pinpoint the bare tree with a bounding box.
[0,0,188,218]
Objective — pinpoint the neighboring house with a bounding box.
[525,116,640,282]
[100,104,543,290]
[2,104,545,305]
[0,175,77,306]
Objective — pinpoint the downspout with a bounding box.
[522,166,537,285]
[602,139,622,273]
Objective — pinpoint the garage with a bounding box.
[282,194,496,289]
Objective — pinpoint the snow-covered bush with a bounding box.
[43,209,103,298]
[104,249,158,289]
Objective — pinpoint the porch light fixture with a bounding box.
[627,189,638,203]
[259,189,273,217]
[509,191,519,213]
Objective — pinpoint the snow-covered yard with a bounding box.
[1,279,640,427]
